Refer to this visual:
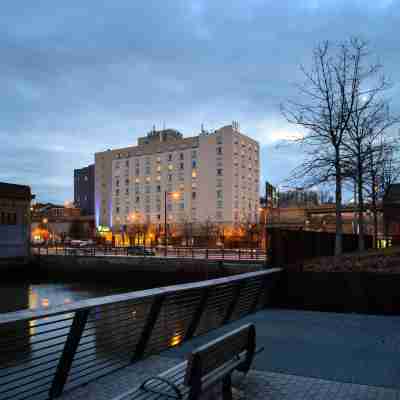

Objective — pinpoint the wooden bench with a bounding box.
[115,323,257,400]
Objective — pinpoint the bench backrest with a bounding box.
[184,323,255,387]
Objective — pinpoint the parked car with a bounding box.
[127,246,155,256]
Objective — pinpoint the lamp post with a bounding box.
[164,191,180,256]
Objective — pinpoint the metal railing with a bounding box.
[32,245,267,262]
[0,269,280,400]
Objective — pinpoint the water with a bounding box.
[0,283,137,314]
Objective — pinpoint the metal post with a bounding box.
[132,294,165,361]
[164,191,167,257]
[185,288,209,340]
[49,309,90,398]
[223,281,244,324]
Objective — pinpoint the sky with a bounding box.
[1,0,400,203]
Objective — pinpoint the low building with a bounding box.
[31,204,94,242]
[383,184,400,238]
[0,182,34,260]
[74,164,95,216]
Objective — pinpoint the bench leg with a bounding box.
[222,374,233,400]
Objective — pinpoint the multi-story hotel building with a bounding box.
[95,123,260,232]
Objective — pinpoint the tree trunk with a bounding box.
[357,167,365,252]
[335,164,343,256]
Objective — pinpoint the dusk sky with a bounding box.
[1,1,400,203]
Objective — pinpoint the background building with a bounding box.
[74,164,95,216]
[0,182,34,260]
[278,188,320,208]
[95,123,260,240]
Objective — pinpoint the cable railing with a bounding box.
[0,269,280,400]
[32,245,267,262]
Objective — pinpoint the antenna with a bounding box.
[152,124,156,133]
[201,123,204,133]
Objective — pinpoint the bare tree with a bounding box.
[282,38,379,255]
[344,95,398,251]
[365,137,400,245]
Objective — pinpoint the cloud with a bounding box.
[1,0,400,201]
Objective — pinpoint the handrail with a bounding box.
[0,270,279,326]
[0,269,281,400]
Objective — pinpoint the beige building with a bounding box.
[95,123,260,231]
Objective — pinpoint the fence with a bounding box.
[267,228,374,269]
[32,245,267,262]
[0,269,280,400]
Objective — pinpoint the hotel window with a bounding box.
[192,150,197,158]
[217,200,223,209]
[179,183,185,191]
[192,182,197,189]
[125,188,129,195]
[168,164,173,171]
[167,204,172,211]
[156,175,161,181]
[192,160,197,168]
[217,169,223,176]
[179,203,185,210]
[125,179,129,185]
[146,177,151,183]
[116,161,120,169]
[168,154,173,161]
[180,153,184,160]
[156,185,161,192]
[216,135,223,144]
[192,170,197,178]
[116,179,120,187]
[156,165,161,172]
[145,166,151,175]
[216,211,223,220]
[135,196,140,203]
[135,184,140,193]
[217,190,223,199]
[216,147,223,155]
[135,168,140,176]
[116,207,120,214]
[168,174,172,182]
[145,205,151,213]
[178,173,184,181]
[192,192,196,200]
[180,162,184,170]
[126,160,129,167]
[156,156,161,163]
[115,189,120,196]
[145,186,151,193]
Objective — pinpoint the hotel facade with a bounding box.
[95,123,260,234]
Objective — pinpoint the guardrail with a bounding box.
[32,245,267,262]
[0,269,280,400]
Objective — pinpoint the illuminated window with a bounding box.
[168,164,173,171]
[192,170,197,178]
[157,165,161,172]
[146,177,151,183]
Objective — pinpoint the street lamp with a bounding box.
[164,191,180,256]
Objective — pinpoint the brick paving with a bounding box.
[60,355,400,400]
[60,309,400,399]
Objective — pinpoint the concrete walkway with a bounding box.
[60,309,400,399]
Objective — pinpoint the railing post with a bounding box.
[184,288,209,340]
[206,248,208,260]
[132,294,165,361]
[223,281,244,324]
[49,309,90,399]
[250,275,270,312]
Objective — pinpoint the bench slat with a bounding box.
[184,324,254,386]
